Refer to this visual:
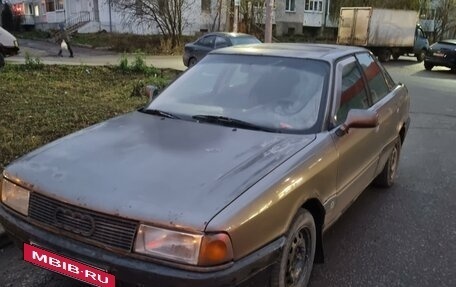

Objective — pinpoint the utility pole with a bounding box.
[233,0,240,33]
[264,0,273,43]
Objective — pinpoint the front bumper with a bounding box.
[425,55,456,69]
[182,53,190,67]
[0,46,19,56]
[0,204,282,287]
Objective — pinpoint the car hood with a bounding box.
[5,112,315,231]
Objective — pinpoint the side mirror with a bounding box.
[336,109,378,137]
[145,85,160,101]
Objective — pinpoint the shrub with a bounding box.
[24,52,44,70]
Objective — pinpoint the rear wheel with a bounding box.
[270,209,316,287]
[424,62,434,71]
[0,54,5,68]
[416,49,426,62]
[374,138,401,188]
[378,49,391,62]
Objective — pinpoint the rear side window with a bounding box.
[215,36,230,48]
[356,53,390,104]
[230,36,261,45]
[197,36,215,48]
[335,61,369,125]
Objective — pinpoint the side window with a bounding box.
[197,36,215,48]
[215,36,229,48]
[356,53,390,104]
[335,61,369,126]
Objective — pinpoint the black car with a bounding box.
[424,39,456,72]
[183,32,261,67]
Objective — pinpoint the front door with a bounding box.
[329,56,379,221]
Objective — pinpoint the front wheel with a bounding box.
[188,57,197,67]
[424,62,434,71]
[374,138,401,188]
[416,49,426,62]
[270,209,316,287]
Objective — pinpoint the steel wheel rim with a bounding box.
[285,228,311,287]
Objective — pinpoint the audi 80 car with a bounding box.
[0,44,410,287]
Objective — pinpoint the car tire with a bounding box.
[270,209,316,287]
[378,49,391,62]
[374,138,401,188]
[416,49,426,62]
[0,54,5,68]
[392,53,400,61]
[188,57,197,67]
[424,62,433,71]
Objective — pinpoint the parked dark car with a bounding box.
[0,26,20,68]
[183,32,261,67]
[0,44,410,287]
[424,39,456,71]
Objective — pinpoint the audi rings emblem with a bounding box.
[54,207,96,237]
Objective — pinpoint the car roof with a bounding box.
[203,32,256,38]
[210,43,368,62]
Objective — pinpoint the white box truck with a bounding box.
[337,7,429,62]
[0,26,19,68]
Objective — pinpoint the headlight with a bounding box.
[134,224,233,266]
[1,178,30,216]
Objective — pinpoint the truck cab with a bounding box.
[0,26,19,68]
[414,24,429,61]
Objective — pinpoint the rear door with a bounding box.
[338,8,371,46]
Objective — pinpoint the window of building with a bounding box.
[55,0,64,11]
[305,0,323,12]
[201,0,211,13]
[45,0,64,12]
[45,0,55,12]
[335,61,369,125]
[286,0,295,12]
[356,53,390,104]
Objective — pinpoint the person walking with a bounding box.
[57,23,74,58]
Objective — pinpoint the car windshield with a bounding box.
[146,54,329,133]
[230,36,261,45]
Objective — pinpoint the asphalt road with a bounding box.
[0,57,455,287]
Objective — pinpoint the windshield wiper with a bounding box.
[141,108,181,119]
[192,115,280,133]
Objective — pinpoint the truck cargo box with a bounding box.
[337,7,418,48]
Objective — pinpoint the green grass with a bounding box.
[0,65,179,170]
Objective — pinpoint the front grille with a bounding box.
[29,192,139,251]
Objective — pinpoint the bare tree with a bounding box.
[110,0,195,47]
[433,0,456,41]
